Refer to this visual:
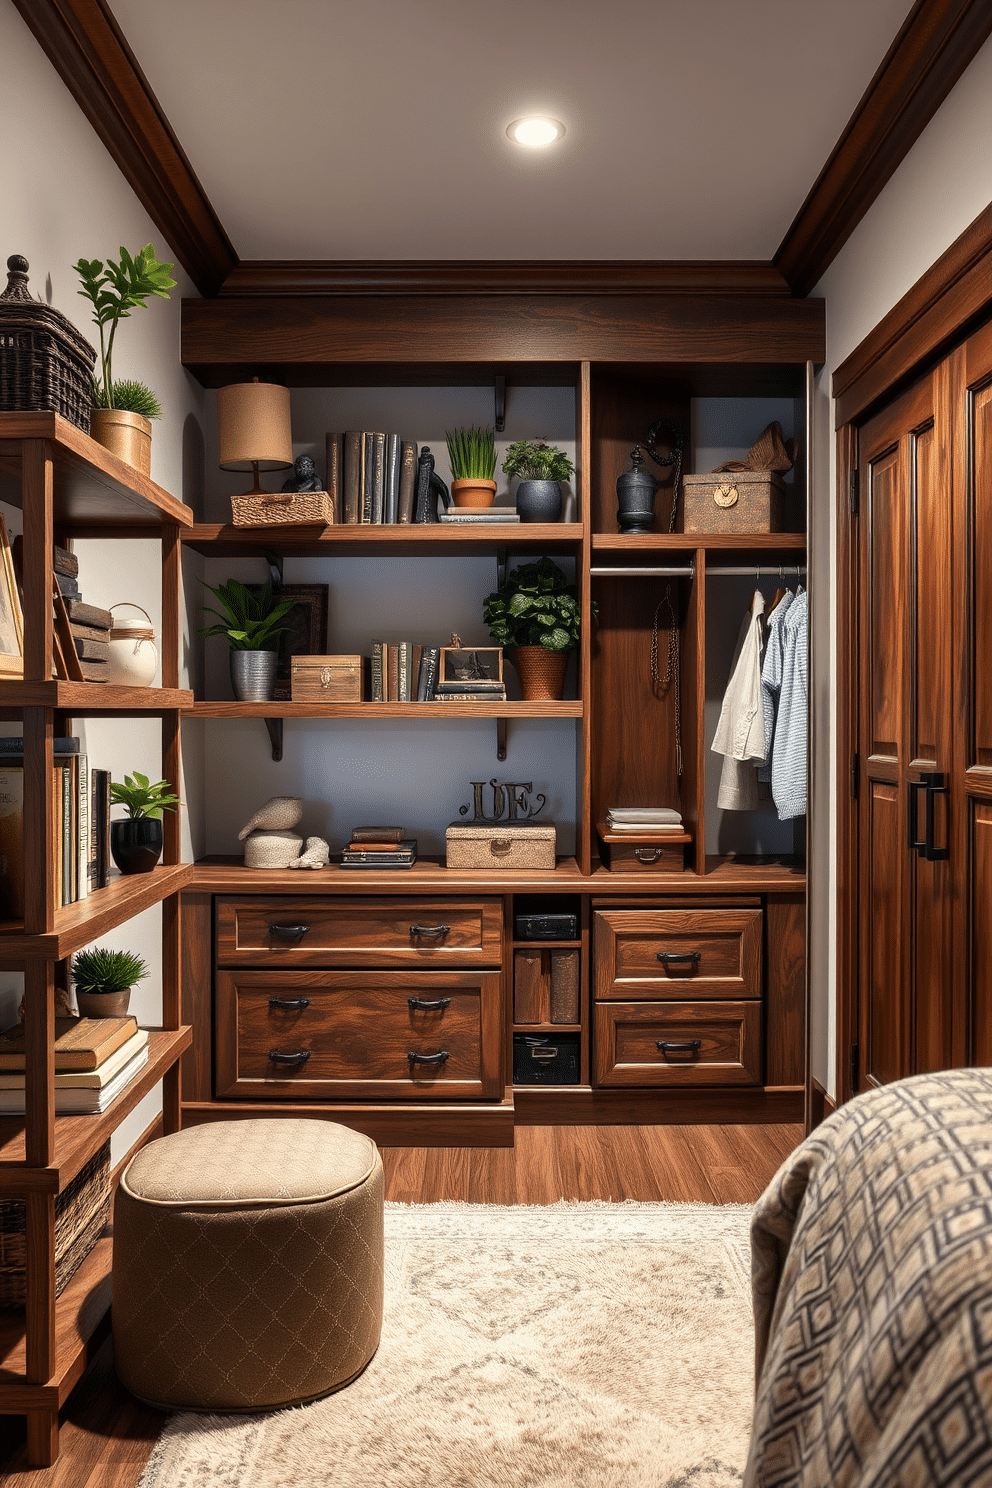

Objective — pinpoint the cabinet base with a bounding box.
[181,1096,517,1148]
[513,1085,804,1126]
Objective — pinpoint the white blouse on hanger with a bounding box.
[711,589,765,811]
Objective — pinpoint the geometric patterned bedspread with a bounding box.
[745,1069,992,1487]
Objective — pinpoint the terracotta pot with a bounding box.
[512,646,569,701]
[450,478,497,508]
[90,408,152,476]
[75,988,131,1019]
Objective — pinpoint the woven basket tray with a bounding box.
[0,255,96,434]
[0,1141,110,1308]
[231,490,335,528]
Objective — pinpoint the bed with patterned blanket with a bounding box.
[745,1068,992,1487]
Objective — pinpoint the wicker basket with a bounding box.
[231,490,335,528]
[446,823,557,870]
[0,255,96,434]
[0,1142,110,1308]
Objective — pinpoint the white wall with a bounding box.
[2,0,205,1160]
[810,33,992,1098]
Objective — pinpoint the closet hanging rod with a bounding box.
[589,564,807,578]
[590,566,694,577]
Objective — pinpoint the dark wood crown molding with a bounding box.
[774,0,992,298]
[11,0,237,297]
[218,261,791,298]
[833,197,992,426]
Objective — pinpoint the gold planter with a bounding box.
[90,409,152,476]
[512,646,569,701]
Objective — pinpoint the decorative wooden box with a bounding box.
[682,471,785,533]
[446,823,556,871]
[290,655,364,702]
[597,822,691,873]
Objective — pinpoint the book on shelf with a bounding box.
[350,826,405,843]
[0,761,24,919]
[343,431,363,524]
[398,442,418,524]
[0,1044,150,1114]
[385,433,401,525]
[371,431,386,523]
[0,1014,138,1070]
[91,768,110,890]
[370,641,385,701]
[434,680,507,695]
[53,544,78,578]
[397,641,413,703]
[65,599,113,630]
[325,433,343,522]
[341,839,417,868]
[438,509,521,523]
[0,1028,148,1088]
[362,433,375,523]
[416,646,440,700]
[435,690,507,701]
[0,736,81,755]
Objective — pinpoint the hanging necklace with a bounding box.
[651,584,682,780]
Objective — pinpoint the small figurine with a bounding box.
[281,455,323,493]
[287,836,331,870]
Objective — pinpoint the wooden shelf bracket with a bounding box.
[494,375,506,433]
[497,716,507,762]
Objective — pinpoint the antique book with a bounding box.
[0,1014,138,1071]
[55,572,79,598]
[384,433,401,525]
[342,430,363,524]
[0,1028,148,1087]
[397,441,418,523]
[325,432,343,522]
[0,762,24,920]
[340,841,417,868]
[52,545,78,577]
[436,689,507,701]
[73,637,109,661]
[91,768,110,890]
[351,826,405,843]
[385,643,399,702]
[362,433,375,523]
[438,510,521,523]
[371,431,386,524]
[64,599,113,630]
[0,1046,149,1114]
[75,752,88,902]
[397,640,412,702]
[69,621,112,645]
[416,647,440,701]
[79,658,108,683]
[0,736,79,754]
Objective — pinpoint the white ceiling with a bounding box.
[110,0,915,262]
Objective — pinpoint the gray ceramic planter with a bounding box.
[230,649,278,702]
[515,480,563,523]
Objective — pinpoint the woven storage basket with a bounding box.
[0,255,96,434]
[231,490,334,528]
[446,823,556,870]
[0,1141,110,1307]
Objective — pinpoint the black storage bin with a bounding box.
[513,1033,580,1085]
[514,913,578,941]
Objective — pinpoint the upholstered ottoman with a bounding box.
[112,1119,383,1411]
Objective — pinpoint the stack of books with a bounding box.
[333,432,419,525]
[54,546,113,682]
[0,1015,149,1114]
[605,807,684,833]
[0,736,112,919]
[371,643,441,701]
[340,827,418,870]
[435,674,506,702]
[438,508,520,524]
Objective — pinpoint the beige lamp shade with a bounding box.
[217,381,293,472]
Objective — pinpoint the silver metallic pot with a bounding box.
[230,649,279,702]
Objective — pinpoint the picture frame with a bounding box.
[247,583,328,701]
[440,646,503,686]
[0,515,24,678]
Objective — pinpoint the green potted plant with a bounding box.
[200,577,296,702]
[446,425,498,507]
[501,440,574,523]
[483,556,593,700]
[73,243,176,475]
[72,947,149,1019]
[109,772,182,875]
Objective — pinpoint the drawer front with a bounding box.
[592,908,762,1000]
[216,969,504,1100]
[594,1001,761,1087]
[216,896,502,968]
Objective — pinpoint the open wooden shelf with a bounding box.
[182,521,584,557]
[0,681,192,714]
[184,700,583,720]
[510,939,582,949]
[0,865,192,961]
[0,1028,191,1193]
[0,1232,112,1411]
[512,1023,582,1033]
[189,855,585,893]
[0,413,192,527]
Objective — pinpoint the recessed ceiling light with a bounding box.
[507,117,564,148]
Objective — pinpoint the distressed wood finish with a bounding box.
[215,970,504,1100]
[592,908,762,1001]
[764,894,807,1088]
[594,1001,762,1087]
[216,895,502,968]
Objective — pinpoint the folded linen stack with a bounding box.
[605,807,684,834]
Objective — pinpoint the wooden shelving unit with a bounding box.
[0,415,193,1466]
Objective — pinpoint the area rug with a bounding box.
[139,1201,755,1488]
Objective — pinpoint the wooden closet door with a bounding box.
[856,361,955,1088]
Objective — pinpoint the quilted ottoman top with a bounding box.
[121,1119,379,1208]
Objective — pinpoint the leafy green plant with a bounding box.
[501,440,574,483]
[483,556,594,653]
[73,244,176,412]
[109,773,182,821]
[72,946,149,996]
[446,426,497,481]
[200,578,295,652]
[92,378,162,419]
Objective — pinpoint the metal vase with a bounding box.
[230,649,279,702]
[515,480,563,523]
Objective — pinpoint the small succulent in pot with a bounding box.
[446,425,498,507]
[483,556,595,700]
[501,440,574,523]
[109,772,181,876]
[200,577,295,702]
[72,946,149,1019]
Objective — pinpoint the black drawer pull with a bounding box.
[409,923,450,940]
[656,951,702,966]
[269,923,310,940]
[656,1039,702,1055]
[634,847,664,863]
[407,1050,450,1065]
[407,997,451,1011]
[268,996,311,1011]
[268,1048,312,1066]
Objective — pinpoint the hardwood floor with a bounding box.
[0,1121,802,1485]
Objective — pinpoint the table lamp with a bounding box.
[217,378,294,496]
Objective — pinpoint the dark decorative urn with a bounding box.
[616,446,660,533]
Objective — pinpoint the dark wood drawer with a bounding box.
[216,896,502,968]
[216,969,504,1100]
[592,907,762,1000]
[594,1001,761,1087]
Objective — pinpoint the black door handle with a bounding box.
[908,780,928,854]
[656,951,702,966]
[409,923,450,940]
[267,1048,312,1066]
[656,1039,702,1056]
[268,996,311,1010]
[269,923,310,940]
[407,1050,450,1065]
[407,997,451,1011]
[923,771,949,862]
